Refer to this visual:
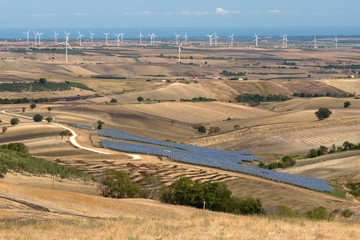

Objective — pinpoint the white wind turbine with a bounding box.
[334,36,338,48]
[184,33,188,45]
[138,31,144,44]
[103,32,110,45]
[23,30,30,44]
[53,30,59,44]
[33,31,38,45]
[311,36,318,48]
[120,33,125,44]
[206,34,213,46]
[254,34,260,47]
[58,34,72,62]
[178,43,183,64]
[214,32,220,46]
[148,33,156,45]
[64,31,71,41]
[174,32,181,45]
[37,32,44,45]
[89,31,96,43]
[282,34,289,48]
[77,31,85,46]
[229,33,234,47]
[114,33,121,46]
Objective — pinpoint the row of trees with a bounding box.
[308,141,360,158]
[258,156,296,170]
[293,92,355,98]
[235,94,290,103]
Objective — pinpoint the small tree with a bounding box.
[33,114,43,122]
[137,96,144,102]
[198,125,206,133]
[344,101,351,108]
[10,118,19,126]
[97,120,104,129]
[59,130,72,139]
[22,107,26,113]
[30,103,36,109]
[315,108,332,120]
[2,127,7,133]
[47,107,53,113]
[110,98,118,104]
[39,78,47,84]
[45,117,53,123]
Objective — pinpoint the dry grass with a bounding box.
[1,212,360,240]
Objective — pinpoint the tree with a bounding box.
[47,107,53,113]
[33,114,43,122]
[2,127,7,133]
[315,108,332,120]
[59,130,72,139]
[30,103,36,109]
[198,125,206,133]
[97,120,104,129]
[137,96,144,102]
[22,107,26,113]
[344,101,351,108]
[45,117,53,123]
[10,118,19,126]
[110,98,117,104]
[39,78,47,84]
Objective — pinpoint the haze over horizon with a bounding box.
[1,0,360,29]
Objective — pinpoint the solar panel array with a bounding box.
[60,121,333,192]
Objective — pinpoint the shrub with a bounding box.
[97,120,104,129]
[100,169,146,198]
[137,97,144,102]
[30,103,37,109]
[315,108,332,120]
[45,117,53,123]
[282,156,296,167]
[110,98,117,103]
[10,118,19,126]
[59,130,72,139]
[2,127,7,133]
[307,207,330,220]
[308,149,318,158]
[47,107,53,112]
[278,205,299,218]
[1,143,29,154]
[344,101,351,108]
[198,126,206,133]
[33,114,43,122]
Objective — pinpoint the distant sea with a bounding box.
[1,26,360,40]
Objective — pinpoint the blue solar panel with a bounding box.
[59,121,333,192]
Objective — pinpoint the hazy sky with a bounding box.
[1,0,359,28]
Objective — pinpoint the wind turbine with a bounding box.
[311,36,318,48]
[77,31,85,46]
[103,32,110,45]
[229,33,234,47]
[206,34,213,46]
[184,33,188,45]
[148,33,156,45]
[174,32,181,45]
[282,34,289,48]
[58,34,72,63]
[214,32,220,46]
[334,36,338,49]
[23,30,30,44]
[178,43,183,64]
[53,30,59,44]
[120,33,125,44]
[254,34,260,47]
[114,33,121,46]
[33,31,38,45]
[37,32,44,45]
[64,31,71,40]
[89,31,96,43]
[138,31,144,44]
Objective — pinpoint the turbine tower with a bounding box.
[33,31,38,45]
[206,34,213,46]
[184,33,188,45]
[37,32,44,45]
[148,33,156,45]
[77,31,85,46]
[214,32,220,47]
[53,30,59,44]
[114,33,121,46]
[334,36,338,49]
[59,34,72,62]
[254,34,260,47]
[311,36,318,48]
[103,32,110,45]
[178,43,183,64]
[89,31,96,43]
[174,32,181,45]
[23,30,30,44]
[120,33,125,44]
[282,34,289,48]
[138,31,144,44]
[229,33,234,47]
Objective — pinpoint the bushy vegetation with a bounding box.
[33,114,43,122]
[315,108,332,120]
[180,97,217,102]
[160,177,266,215]
[197,125,206,133]
[91,75,126,80]
[277,205,300,218]
[345,182,360,197]
[293,92,354,98]
[0,79,94,92]
[235,94,290,103]
[220,70,246,76]
[0,143,95,181]
[306,207,330,221]
[307,141,360,158]
[0,97,48,104]
[259,155,296,170]
[321,64,360,69]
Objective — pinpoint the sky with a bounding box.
[0,0,359,29]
